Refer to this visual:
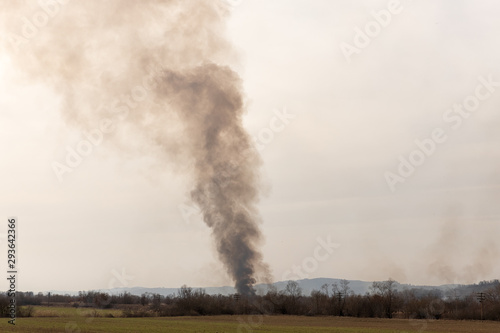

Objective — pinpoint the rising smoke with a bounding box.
[426,207,499,285]
[1,0,269,295]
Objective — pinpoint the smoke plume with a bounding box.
[1,0,269,295]
[426,210,499,285]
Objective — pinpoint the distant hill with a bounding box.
[47,278,499,299]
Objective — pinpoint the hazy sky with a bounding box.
[1,0,500,293]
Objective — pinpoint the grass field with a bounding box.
[2,306,499,332]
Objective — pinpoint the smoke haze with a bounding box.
[2,0,269,295]
[3,0,500,293]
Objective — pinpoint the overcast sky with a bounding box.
[1,0,500,293]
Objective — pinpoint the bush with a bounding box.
[122,307,155,317]
[17,306,35,317]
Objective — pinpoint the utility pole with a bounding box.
[476,292,486,320]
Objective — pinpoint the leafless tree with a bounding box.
[370,278,397,318]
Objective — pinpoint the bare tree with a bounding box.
[370,278,397,318]
[284,281,302,314]
[285,281,302,298]
[321,283,330,297]
[340,279,351,296]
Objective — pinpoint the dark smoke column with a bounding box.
[159,64,266,295]
[0,0,270,295]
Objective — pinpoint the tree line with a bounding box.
[1,279,499,320]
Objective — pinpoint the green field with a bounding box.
[2,306,499,332]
